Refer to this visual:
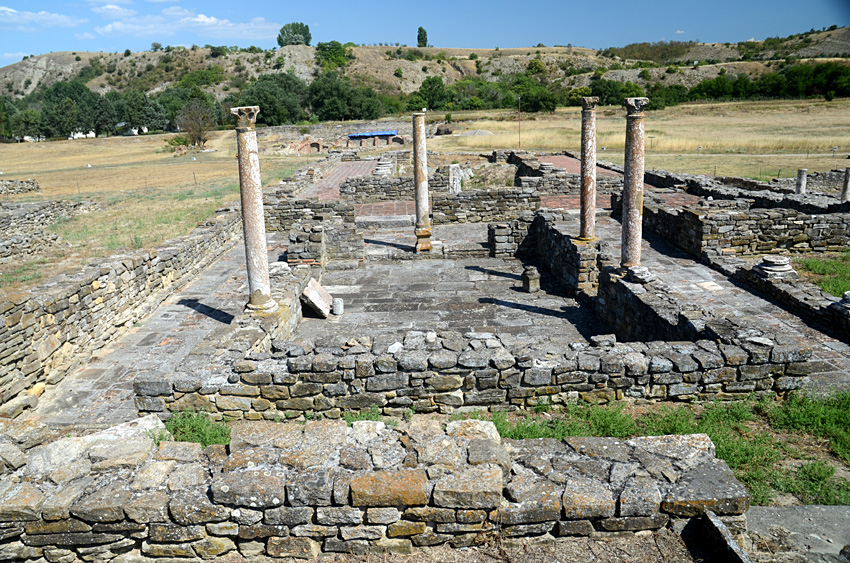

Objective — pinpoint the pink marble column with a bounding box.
[621,97,649,269]
[579,96,599,240]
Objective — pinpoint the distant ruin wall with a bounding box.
[0,201,97,263]
[257,121,413,143]
[0,179,39,195]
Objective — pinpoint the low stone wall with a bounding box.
[432,188,541,225]
[0,415,749,560]
[0,201,97,263]
[136,317,812,419]
[531,215,605,292]
[0,179,39,195]
[339,174,448,203]
[0,208,242,417]
[612,191,850,258]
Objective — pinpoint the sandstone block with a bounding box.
[433,466,502,509]
[350,470,428,507]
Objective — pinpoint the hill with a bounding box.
[1,26,847,103]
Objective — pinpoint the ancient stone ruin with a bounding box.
[0,102,849,561]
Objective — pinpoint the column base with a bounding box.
[415,228,432,253]
[246,290,279,314]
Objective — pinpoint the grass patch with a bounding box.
[163,410,230,447]
[468,393,850,506]
[795,251,850,297]
[764,391,850,463]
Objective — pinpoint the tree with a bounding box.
[277,22,311,47]
[151,42,163,52]
[315,41,352,71]
[240,73,308,125]
[0,96,18,138]
[10,109,41,139]
[418,76,448,110]
[178,99,215,147]
[417,27,427,48]
[41,97,78,138]
[93,95,117,137]
[307,72,382,121]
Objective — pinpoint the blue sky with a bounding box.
[1,0,848,64]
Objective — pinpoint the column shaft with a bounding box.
[621,97,650,269]
[231,106,275,312]
[579,97,599,240]
[841,168,850,203]
[413,112,432,252]
[796,169,807,195]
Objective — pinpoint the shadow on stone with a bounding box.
[177,298,234,324]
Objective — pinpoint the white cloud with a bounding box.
[95,7,279,41]
[0,6,87,30]
[92,4,138,18]
[1,51,27,60]
[75,32,96,40]
[675,30,685,34]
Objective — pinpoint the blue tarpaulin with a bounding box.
[347,130,397,139]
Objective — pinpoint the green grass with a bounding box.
[764,391,850,463]
[0,258,49,289]
[470,393,850,506]
[796,251,850,297]
[343,404,388,426]
[163,410,231,448]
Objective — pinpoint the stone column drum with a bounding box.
[579,96,599,240]
[413,112,432,252]
[621,97,650,269]
[796,169,807,195]
[841,167,850,203]
[231,106,276,312]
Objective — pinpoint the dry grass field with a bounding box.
[0,130,315,295]
[430,98,850,181]
[1,98,849,295]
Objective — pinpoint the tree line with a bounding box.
[1,60,848,142]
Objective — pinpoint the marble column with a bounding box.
[231,106,276,312]
[579,96,599,240]
[413,112,432,252]
[621,97,650,269]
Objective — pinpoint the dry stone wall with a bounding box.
[0,179,39,195]
[0,415,749,560]
[0,209,242,417]
[135,319,812,420]
[0,201,97,263]
[257,121,413,143]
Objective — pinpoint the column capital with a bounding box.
[580,97,599,111]
[624,97,650,114]
[230,106,260,130]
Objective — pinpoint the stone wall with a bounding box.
[0,179,39,195]
[339,174,448,203]
[0,201,97,262]
[530,214,606,292]
[0,209,242,416]
[257,121,413,143]
[135,320,811,420]
[432,188,541,225]
[0,414,749,561]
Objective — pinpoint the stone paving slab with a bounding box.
[297,255,606,344]
[24,235,289,427]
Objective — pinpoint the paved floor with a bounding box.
[300,160,377,200]
[25,237,287,427]
[299,255,606,346]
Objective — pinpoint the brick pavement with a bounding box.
[300,160,376,200]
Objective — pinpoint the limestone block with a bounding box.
[211,468,286,508]
[169,491,229,525]
[287,469,336,506]
[192,536,236,558]
[266,537,320,559]
[661,459,750,516]
[433,466,502,509]
[301,278,332,319]
[350,470,428,507]
[124,491,170,523]
[70,482,131,523]
[561,476,615,519]
[264,506,313,527]
[617,476,661,517]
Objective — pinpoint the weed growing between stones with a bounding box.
[164,409,231,447]
[343,405,398,427]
